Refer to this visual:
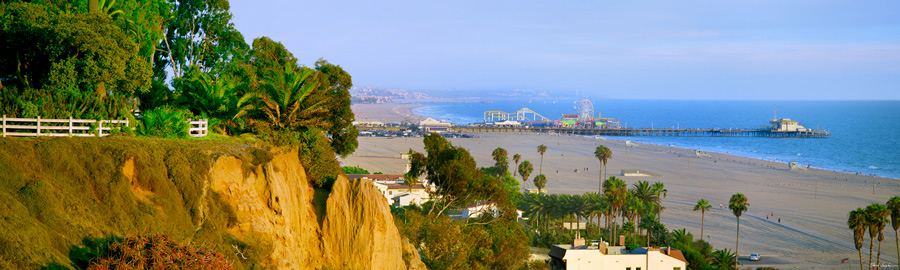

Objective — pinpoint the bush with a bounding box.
[85,234,233,270]
[342,166,370,174]
[137,107,190,138]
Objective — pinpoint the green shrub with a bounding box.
[137,107,190,138]
[342,166,370,174]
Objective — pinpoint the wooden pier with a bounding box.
[452,126,831,138]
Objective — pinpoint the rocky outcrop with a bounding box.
[321,177,427,270]
[208,149,425,270]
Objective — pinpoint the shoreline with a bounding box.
[352,101,897,180]
[343,132,900,269]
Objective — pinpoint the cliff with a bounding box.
[0,137,424,269]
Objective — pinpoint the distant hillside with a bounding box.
[350,87,432,103]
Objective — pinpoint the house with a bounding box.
[392,193,423,207]
[549,237,687,270]
[418,118,452,132]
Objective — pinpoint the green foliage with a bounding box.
[342,166,370,174]
[411,134,511,212]
[157,0,248,79]
[314,59,357,157]
[0,2,151,119]
[533,174,547,193]
[137,107,190,138]
[517,160,533,190]
[297,128,342,187]
[709,248,739,270]
[397,208,529,270]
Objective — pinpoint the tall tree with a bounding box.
[533,174,547,193]
[849,207,868,270]
[652,181,667,218]
[512,153,521,177]
[492,147,509,176]
[866,203,890,267]
[594,145,612,192]
[603,177,627,242]
[404,149,426,192]
[694,198,712,240]
[518,160,533,192]
[887,196,900,265]
[408,134,513,217]
[537,144,547,175]
[313,59,357,157]
[157,0,247,78]
[728,193,749,269]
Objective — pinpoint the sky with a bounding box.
[230,0,900,100]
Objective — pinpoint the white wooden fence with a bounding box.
[0,116,208,138]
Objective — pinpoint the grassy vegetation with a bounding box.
[0,136,275,269]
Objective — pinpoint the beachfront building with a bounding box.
[549,237,687,270]
[768,118,810,132]
[418,118,452,132]
[352,120,385,127]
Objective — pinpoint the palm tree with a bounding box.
[630,181,655,238]
[694,198,712,240]
[728,193,749,269]
[533,174,547,193]
[594,145,612,192]
[518,160,533,192]
[603,177,628,242]
[491,147,508,175]
[887,196,900,264]
[709,248,739,270]
[513,154,521,177]
[849,207,868,270]
[537,144,547,175]
[652,181,667,219]
[235,65,326,131]
[866,203,890,266]
[584,192,607,236]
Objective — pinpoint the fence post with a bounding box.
[37,116,41,136]
[2,115,5,137]
[69,117,73,136]
[98,120,103,137]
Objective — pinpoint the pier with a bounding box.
[453,126,831,138]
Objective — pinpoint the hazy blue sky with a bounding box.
[231,1,900,100]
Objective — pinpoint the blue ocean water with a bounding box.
[411,100,900,179]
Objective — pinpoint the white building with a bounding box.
[769,118,810,132]
[418,118,452,132]
[549,237,688,270]
[392,193,423,207]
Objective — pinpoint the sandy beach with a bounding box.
[352,103,425,123]
[346,103,900,269]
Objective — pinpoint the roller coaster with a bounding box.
[483,108,550,123]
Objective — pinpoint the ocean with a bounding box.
[411,100,900,179]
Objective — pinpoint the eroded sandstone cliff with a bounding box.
[207,149,425,270]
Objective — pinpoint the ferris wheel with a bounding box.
[577,99,594,120]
